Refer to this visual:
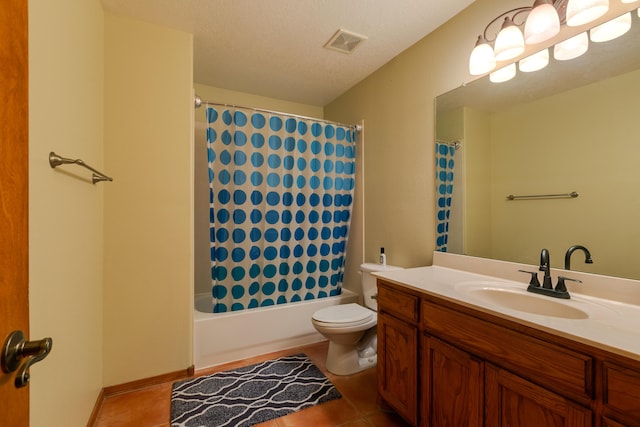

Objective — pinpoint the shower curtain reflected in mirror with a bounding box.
[206,105,357,312]
[435,141,457,252]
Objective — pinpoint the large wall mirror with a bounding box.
[436,8,640,280]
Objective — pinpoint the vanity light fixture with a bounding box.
[470,0,636,83]
[566,0,609,27]
[553,31,589,60]
[519,48,550,72]
[490,63,517,83]
[590,11,632,42]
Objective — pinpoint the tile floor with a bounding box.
[94,341,411,427]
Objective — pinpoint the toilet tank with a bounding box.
[360,263,401,311]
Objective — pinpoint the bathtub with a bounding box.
[194,289,359,370]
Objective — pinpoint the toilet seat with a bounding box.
[312,303,374,328]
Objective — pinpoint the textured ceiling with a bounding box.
[101,0,476,105]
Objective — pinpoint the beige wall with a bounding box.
[324,0,510,268]
[103,12,193,386]
[29,0,105,425]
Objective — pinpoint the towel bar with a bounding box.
[49,152,113,184]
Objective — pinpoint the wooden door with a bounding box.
[377,312,418,426]
[485,364,592,427]
[423,336,484,427]
[0,0,30,425]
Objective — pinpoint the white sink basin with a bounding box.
[464,287,589,319]
[454,281,593,319]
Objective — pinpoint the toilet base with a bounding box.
[325,342,377,375]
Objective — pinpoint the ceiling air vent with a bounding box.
[324,29,367,54]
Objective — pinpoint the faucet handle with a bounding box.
[555,276,582,293]
[518,270,541,287]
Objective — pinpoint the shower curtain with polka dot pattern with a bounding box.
[435,142,455,252]
[206,106,357,312]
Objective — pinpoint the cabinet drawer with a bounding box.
[423,300,594,403]
[603,361,640,425]
[378,281,419,323]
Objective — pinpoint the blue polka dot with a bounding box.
[232,229,245,243]
[297,139,307,153]
[222,110,233,125]
[250,246,261,260]
[233,190,246,205]
[221,130,232,145]
[298,122,308,135]
[284,137,296,152]
[213,284,227,298]
[250,172,263,186]
[270,116,283,131]
[268,154,281,168]
[249,281,260,294]
[265,246,278,260]
[251,152,264,167]
[267,173,280,187]
[311,122,322,137]
[285,118,297,133]
[231,266,245,281]
[283,174,294,188]
[325,126,335,139]
[218,189,231,204]
[206,108,218,123]
[310,159,321,172]
[297,158,307,171]
[233,170,246,185]
[283,156,294,170]
[216,228,229,243]
[232,248,245,262]
[251,133,265,148]
[265,228,279,242]
[234,131,247,146]
[282,193,293,206]
[250,191,263,205]
[264,265,277,278]
[218,170,230,185]
[325,143,334,156]
[233,209,246,224]
[266,211,279,225]
[249,264,261,279]
[296,176,306,188]
[252,113,266,129]
[263,281,275,295]
[269,135,282,150]
[278,279,289,292]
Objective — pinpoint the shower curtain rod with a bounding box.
[436,139,461,150]
[194,95,362,133]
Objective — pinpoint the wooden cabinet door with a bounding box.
[422,336,483,427]
[378,312,418,426]
[486,364,592,427]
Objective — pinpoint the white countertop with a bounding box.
[373,260,640,362]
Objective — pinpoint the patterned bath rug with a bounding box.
[171,353,341,427]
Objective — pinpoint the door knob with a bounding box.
[1,330,52,388]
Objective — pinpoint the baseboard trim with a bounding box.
[103,366,195,397]
[86,388,104,427]
[87,366,194,426]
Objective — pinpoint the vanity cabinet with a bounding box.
[377,279,640,427]
[377,283,420,426]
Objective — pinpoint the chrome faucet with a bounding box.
[564,245,593,270]
[518,248,581,299]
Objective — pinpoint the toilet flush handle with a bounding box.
[370,294,378,300]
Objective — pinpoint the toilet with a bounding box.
[311,263,401,375]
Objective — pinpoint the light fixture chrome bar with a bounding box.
[507,191,578,200]
[49,152,113,184]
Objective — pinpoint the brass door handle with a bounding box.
[1,330,52,388]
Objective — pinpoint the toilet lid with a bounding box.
[312,303,373,324]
